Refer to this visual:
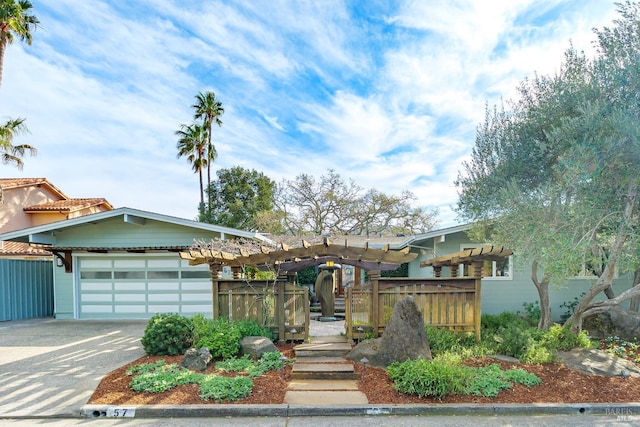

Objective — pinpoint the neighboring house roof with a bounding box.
[0,178,68,199]
[0,241,51,257]
[0,207,270,247]
[23,198,114,212]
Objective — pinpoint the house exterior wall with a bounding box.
[51,219,224,319]
[0,186,61,231]
[407,230,636,322]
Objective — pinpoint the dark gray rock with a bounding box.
[180,347,212,371]
[240,336,278,360]
[557,348,640,378]
[583,305,640,341]
[347,297,432,368]
[315,270,335,317]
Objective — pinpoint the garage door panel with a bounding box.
[79,257,213,319]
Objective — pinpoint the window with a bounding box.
[459,245,512,279]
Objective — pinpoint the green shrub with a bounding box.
[425,326,475,356]
[237,318,274,341]
[141,313,194,356]
[193,315,242,359]
[215,355,254,373]
[501,367,542,386]
[536,324,593,351]
[465,364,511,397]
[491,323,534,360]
[199,375,253,402]
[129,363,204,393]
[387,359,469,399]
[517,301,541,326]
[481,312,529,335]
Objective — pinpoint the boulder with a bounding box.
[180,347,212,371]
[240,336,278,360]
[347,297,432,368]
[583,305,640,340]
[557,348,640,378]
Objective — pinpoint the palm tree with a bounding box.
[0,117,35,168]
[175,122,208,209]
[192,91,223,210]
[0,0,39,89]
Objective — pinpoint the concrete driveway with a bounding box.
[0,318,147,418]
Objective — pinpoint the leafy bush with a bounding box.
[192,315,242,359]
[535,324,593,351]
[387,359,542,399]
[491,323,534,360]
[465,364,511,397]
[128,363,204,393]
[517,301,541,326]
[215,351,288,378]
[501,367,542,386]
[560,292,586,321]
[141,313,194,356]
[387,359,469,399]
[481,312,529,335]
[199,375,253,401]
[237,318,274,341]
[126,360,166,376]
[425,326,476,357]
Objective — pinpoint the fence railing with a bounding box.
[346,273,481,342]
[213,278,309,342]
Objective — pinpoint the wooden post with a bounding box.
[210,263,220,319]
[370,270,380,337]
[433,266,442,278]
[474,276,482,343]
[450,264,458,278]
[277,273,287,343]
[345,287,352,341]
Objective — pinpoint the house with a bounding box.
[0,178,113,258]
[0,207,269,320]
[401,224,635,321]
[0,178,113,321]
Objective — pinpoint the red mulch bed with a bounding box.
[88,343,640,405]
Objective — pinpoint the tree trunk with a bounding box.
[629,268,640,312]
[0,38,6,89]
[531,260,552,329]
[564,182,638,333]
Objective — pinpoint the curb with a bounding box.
[81,402,640,419]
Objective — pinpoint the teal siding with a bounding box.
[53,218,221,247]
[408,230,636,322]
[0,259,54,321]
[52,219,222,319]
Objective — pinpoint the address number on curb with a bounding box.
[106,407,136,417]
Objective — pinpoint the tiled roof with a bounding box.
[0,241,51,256]
[24,198,114,212]
[0,178,68,198]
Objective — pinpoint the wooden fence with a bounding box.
[212,278,309,342]
[346,271,482,342]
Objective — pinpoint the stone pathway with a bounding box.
[284,335,368,405]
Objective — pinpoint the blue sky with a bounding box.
[0,0,618,227]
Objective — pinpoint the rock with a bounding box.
[583,306,640,341]
[315,270,335,317]
[557,348,640,378]
[180,347,212,371]
[347,297,432,368]
[240,336,278,360]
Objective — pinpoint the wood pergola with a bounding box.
[179,237,418,273]
[420,245,513,278]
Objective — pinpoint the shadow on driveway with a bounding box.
[0,318,147,418]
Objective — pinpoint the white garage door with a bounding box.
[77,256,212,319]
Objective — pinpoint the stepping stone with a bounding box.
[287,379,359,391]
[291,362,359,380]
[294,341,352,357]
[295,356,346,363]
[284,390,368,405]
[309,335,349,343]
